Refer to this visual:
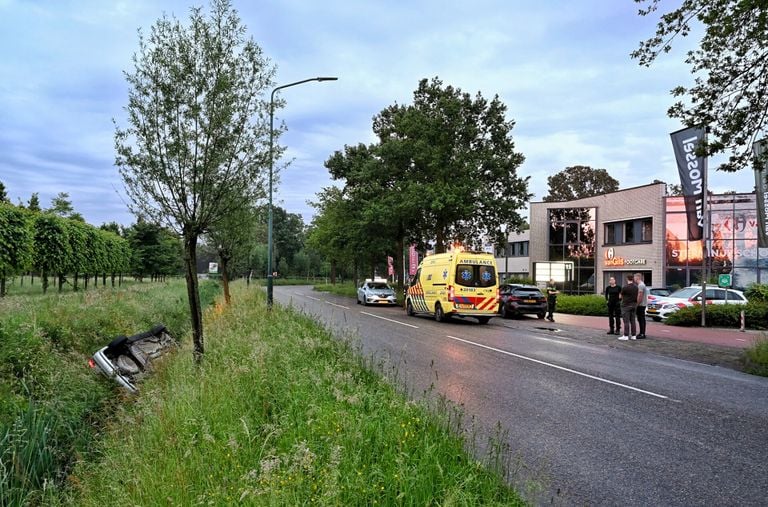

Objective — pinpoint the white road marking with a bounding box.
[326,301,350,310]
[305,295,322,302]
[445,335,669,400]
[736,338,747,342]
[360,311,419,329]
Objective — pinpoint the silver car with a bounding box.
[357,280,397,306]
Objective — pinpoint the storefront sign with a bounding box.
[754,139,768,248]
[604,248,646,267]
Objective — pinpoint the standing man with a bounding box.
[619,274,638,340]
[604,276,622,335]
[634,273,649,339]
[545,278,559,322]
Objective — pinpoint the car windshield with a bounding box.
[668,287,701,299]
[370,283,390,290]
[513,288,542,297]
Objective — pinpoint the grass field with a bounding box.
[0,279,219,506]
[64,282,522,505]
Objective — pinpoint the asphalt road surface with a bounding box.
[274,287,768,506]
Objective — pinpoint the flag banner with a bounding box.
[755,139,768,248]
[408,245,418,276]
[387,256,394,276]
[670,127,706,240]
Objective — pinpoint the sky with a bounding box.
[0,0,757,228]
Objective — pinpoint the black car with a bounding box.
[498,284,547,319]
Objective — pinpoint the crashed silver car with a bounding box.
[356,280,397,306]
[89,324,176,393]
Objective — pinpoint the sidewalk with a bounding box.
[546,313,765,349]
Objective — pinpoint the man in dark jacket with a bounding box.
[604,276,621,335]
[619,274,639,340]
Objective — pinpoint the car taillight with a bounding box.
[88,358,96,369]
[448,285,454,302]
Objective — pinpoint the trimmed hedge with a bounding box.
[554,294,610,316]
[664,301,768,330]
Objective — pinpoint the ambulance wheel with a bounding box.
[406,300,415,316]
[477,316,491,325]
[434,303,445,323]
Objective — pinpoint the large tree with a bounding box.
[373,77,530,253]
[543,165,619,202]
[115,0,277,360]
[633,0,768,171]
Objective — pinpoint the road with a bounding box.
[274,286,768,506]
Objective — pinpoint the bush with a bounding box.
[743,337,768,376]
[555,294,609,316]
[502,276,535,285]
[665,301,768,329]
[744,283,768,303]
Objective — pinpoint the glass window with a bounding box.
[549,222,564,244]
[605,223,616,245]
[549,245,564,261]
[624,222,635,243]
[641,219,653,242]
[455,264,496,288]
[565,222,579,244]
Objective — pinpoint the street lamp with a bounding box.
[267,76,338,308]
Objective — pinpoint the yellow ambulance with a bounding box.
[405,250,499,324]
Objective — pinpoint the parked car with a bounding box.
[357,280,397,306]
[646,286,747,321]
[646,287,672,306]
[89,324,176,393]
[498,284,547,319]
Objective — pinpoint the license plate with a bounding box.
[524,299,536,303]
[378,300,389,304]
[456,304,474,309]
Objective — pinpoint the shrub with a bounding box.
[744,283,768,303]
[665,301,768,329]
[503,276,535,285]
[555,294,609,316]
[743,337,768,376]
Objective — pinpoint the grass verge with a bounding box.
[0,279,219,506]
[743,337,768,377]
[314,281,358,299]
[65,282,522,505]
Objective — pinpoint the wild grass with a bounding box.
[313,281,358,299]
[743,336,768,377]
[0,279,219,506]
[65,282,522,506]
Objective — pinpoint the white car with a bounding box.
[357,280,397,306]
[645,286,747,321]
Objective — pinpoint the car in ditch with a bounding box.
[89,324,176,393]
[498,284,547,319]
[645,286,747,321]
[357,279,398,306]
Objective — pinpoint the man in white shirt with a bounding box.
[634,273,650,339]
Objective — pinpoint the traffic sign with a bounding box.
[718,274,731,287]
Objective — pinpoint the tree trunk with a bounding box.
[58,273,65,292]
[436,226,446,254]
[220,253,231,305]
[394,237,405,302]
[183,233,204,363]
[84,274,89,290]
[74,273,79,292]
[111,273,116,287]
[103,273,107,286]
[42,272,48,294]
[1,273,5,297]
[330,260,337,285]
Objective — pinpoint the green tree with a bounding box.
[115,0,277,360]
[374,77,530,252]
[27,192,41,212]
[0,203,33,296]
[0,181,9,203]
[633,0,768,171]
[543,165,619,202]
[32,214,71,293]
[307,187,356,284]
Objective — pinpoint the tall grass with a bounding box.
[0,279,219,506]
[66,283,522,505]
[313,281,358,299]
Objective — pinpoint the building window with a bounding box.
[604,218,653,245]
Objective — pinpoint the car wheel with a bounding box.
[477,316,491,325]
[537,312,545,319]
[500,304,509,319]
[434,303,445,323]
[652,317,662,322]
[406,300,415,316]
[356,295,361,305]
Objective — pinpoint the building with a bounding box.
[527,182,767,293]
[494,230,530,281]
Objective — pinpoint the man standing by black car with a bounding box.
[604,276,621,335]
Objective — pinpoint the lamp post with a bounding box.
[267,77,338,308]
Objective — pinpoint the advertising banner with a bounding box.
[408,245,418,276]
[754,139,768,248]
[670,127,707,240]
[387,256,394,276]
